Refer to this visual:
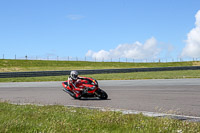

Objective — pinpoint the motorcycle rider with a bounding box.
[63,70,85,98]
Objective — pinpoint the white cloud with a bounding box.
[67,14,85,20]
[86,37,161,60]
[181,10,200,58]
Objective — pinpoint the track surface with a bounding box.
[0,79,200,117]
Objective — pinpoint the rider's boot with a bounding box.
[74,91,82,99]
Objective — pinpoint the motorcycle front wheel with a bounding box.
[96,89,108,99]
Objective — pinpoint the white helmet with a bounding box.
[70,70,78,80]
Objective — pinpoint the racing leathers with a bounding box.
[63,76,86,98]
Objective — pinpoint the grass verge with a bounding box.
[0,102,200,132]
[0,59,197,72]
[1,70,200,82]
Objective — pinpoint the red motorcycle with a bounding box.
[62,77,108,100]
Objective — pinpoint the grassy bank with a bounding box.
[1,70,200,82]
[1,59,200,82]
[0,59,199,72]
[0,102,200,132]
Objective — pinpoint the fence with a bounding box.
[1,54,200,63]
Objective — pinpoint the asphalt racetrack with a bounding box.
[0,79,200,117]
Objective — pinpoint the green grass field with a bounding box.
[1,70,200,82]
[0,59,200,82]
[0,59,199,72]
[1,102,200,133]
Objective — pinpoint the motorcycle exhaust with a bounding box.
[63,88,75,97]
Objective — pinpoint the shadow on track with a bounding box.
[74,97,111,101]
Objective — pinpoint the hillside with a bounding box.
[0,59,198,72]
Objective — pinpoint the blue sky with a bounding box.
[1,0,200,61]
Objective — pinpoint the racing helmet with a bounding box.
[70,70,78,80]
